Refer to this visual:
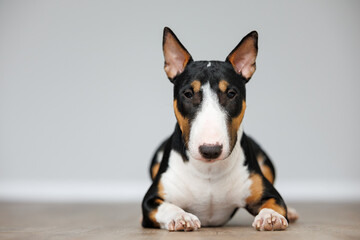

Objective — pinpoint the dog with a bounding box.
[141,27,298,231]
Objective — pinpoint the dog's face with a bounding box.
[163,28,258,162]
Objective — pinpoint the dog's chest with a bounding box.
[161,149,252,226]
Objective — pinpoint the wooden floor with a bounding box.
[0,202,359,240]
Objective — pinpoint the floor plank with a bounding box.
[0,202,359,240]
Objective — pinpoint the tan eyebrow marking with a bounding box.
[191,80,201,93]
[219,80,229,92]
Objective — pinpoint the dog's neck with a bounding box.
[187,124,245,179]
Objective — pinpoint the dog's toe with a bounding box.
[167,212,201,232]
[252,208,288,231]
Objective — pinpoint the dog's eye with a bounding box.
[227,89,237,99]
[183,89,194,99]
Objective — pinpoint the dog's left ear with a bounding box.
[163,27,193,82]
[226,31,258,82]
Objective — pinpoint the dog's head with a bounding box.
[163,27,258,163]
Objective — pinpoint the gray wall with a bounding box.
[0,0,359,201]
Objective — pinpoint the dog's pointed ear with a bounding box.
[226,31,258,82]
[163,27,193,82]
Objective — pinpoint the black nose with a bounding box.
[199,144,223,159]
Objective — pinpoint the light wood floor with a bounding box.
[0,201,359,240]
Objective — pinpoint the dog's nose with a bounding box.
[199,144,223,159]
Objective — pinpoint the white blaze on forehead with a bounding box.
[188,83,230,160]
[207,62,211,67]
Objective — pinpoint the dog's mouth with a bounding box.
[192,155,227,163]
[202,158,223,163]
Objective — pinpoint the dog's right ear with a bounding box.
[163,27,193,82]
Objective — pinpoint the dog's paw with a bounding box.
[287,207,299,223]
[166,212,201,232]
[252,208,288,231]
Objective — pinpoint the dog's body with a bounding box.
[141,28,298,231]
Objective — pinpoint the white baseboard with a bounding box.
[275,180,360,202]
[0,179,359,202]
[0,180,150,202]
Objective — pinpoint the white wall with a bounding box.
[0,0,359,202]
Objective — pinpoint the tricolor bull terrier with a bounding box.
[141,27,298,231]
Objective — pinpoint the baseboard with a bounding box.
[0,179,359,202]
[275,180,360,202]
[0,180,151,202]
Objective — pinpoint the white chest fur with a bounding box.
[161,131,252,226]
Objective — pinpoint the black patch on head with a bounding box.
[173,60,247,147]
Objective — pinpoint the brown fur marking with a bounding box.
[157,181,165,199]
[260,198,286,217]
[191,80,201,93]
[149,209,160,227]
[257,154,274,184]
[261,165,274,184]
[151,163,160,180]
[230,100,246,148]
[173,99,190,144]
[148,181,165,228]
[218,80,228,92]
[246,173,263,204]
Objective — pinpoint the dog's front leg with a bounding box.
[141,180,201,231]
[245,173,288,231]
